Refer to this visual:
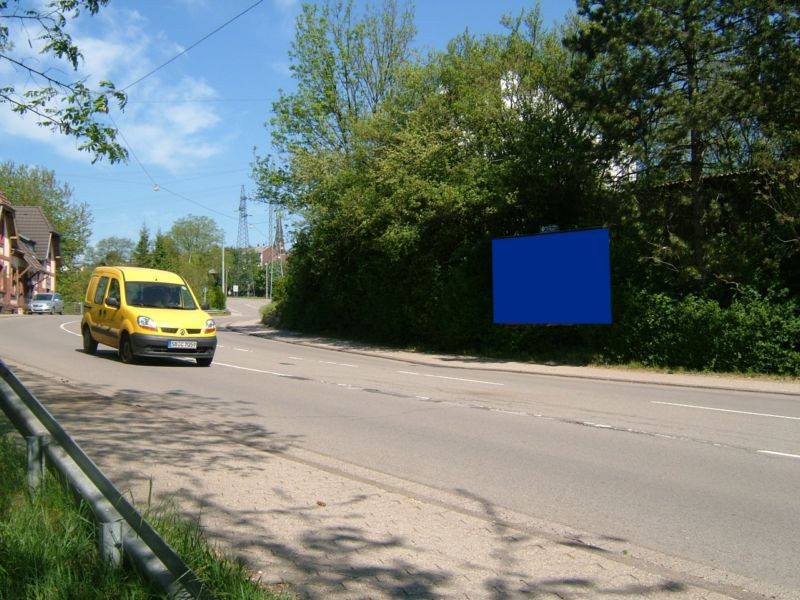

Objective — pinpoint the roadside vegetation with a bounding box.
[253,1,799,377]
[0,426,289,599]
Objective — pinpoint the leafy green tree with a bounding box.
[229,247,261,296]
[0,161,91,266]
[0,0,128,163]
[264,4,610,346]
[131,223,151,267]
[0,161,94,300]
[165,215,222,299]
[168,215,221,266]
[87,236,134,265]
[270,0,415,161]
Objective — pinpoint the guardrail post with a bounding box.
[100,519,126,567]
[26,434,48,496]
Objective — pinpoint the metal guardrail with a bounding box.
[0,359,213,600]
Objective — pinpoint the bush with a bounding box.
[207,286,226,310]
[609,287,800,375]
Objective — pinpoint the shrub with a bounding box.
[609,287,800,375]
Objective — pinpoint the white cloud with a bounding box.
[0,107,88,162]
[73,37,129,83]
[1,6,228,172]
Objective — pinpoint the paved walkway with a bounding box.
[7,317,799,599]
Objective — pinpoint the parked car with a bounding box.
[27,293,64,315]
[80,266,217,366]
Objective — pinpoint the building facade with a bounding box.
[0,191,61,313]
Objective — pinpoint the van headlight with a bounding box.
[204,318,216,334]
[137,315,158,331]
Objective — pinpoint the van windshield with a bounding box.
[125,282,198,310]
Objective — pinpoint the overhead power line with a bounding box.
[121,0,266,92]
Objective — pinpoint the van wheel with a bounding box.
[119,334,136,364]
[196,357,213,367]
[82,327,98,355]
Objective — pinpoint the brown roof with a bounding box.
[14,206,60,261]
[15,236,44,272]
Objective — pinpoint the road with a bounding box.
[1,299,799,598]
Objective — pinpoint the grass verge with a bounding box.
[0,423,291,599]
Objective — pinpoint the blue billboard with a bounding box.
[492,228,612,324]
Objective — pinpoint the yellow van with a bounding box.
[81,266,217,366]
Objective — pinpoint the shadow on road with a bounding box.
[9,365,691,599]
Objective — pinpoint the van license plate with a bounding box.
[168,340,197,349]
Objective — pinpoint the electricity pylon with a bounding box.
[236,185,249,249]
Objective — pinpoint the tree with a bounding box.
[0,160,93,301]
[166,215,222,298]
[168,215,221,265]
[150,230,177,272]
[0,0,127,163]
[0,161,91,268]
[270,0,415,161]
[131,223,151,267]
[265,4,610,346]
[88,236,134,265]
[565,0,800,287]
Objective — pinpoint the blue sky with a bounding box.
[1,0,572,250]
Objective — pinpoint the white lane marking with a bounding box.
[319,360,358,368]
[61,321,80,337]
[398,370,504,386]
[288,356,304,361]
[583,421,612,429]
[215,362,291,377]
[652,401,800,421]
[233,347,251,352]
[758,450,800,460]
[493,408,529,416]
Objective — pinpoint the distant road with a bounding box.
[1,306,799,595]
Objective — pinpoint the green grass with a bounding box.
[0,427,291,599]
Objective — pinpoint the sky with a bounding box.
[0,0,573,251]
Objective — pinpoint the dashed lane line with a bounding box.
[397,370,504,387]
[652,401,800,421]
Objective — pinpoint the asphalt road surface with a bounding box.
[1,300,798,596]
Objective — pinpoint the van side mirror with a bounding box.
[201,302,210,310]
[105,297,120,308]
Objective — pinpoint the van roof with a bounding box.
[94,266,185,284]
